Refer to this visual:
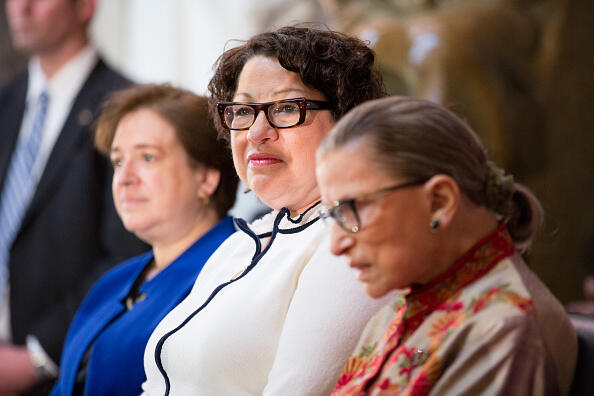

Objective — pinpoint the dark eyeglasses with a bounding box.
[216,97,333,130]
[318,180,426,233]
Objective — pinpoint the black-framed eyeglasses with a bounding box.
[216,97,333,130]
[318,180,426,233]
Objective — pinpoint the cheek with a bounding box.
[111,173,121,200]
[111,179,128,224]
[290,113,333,161]
[5,3,16,21]
[379,221,429,287]
[369,232,400,267]
[163,164,202,204]
[230,135,246,179]
[287,134,322,174]
[378,244,411,276]
[362,206,417,265]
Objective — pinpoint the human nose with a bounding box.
[7,0,31,15]
[113,159,138,186]
[329,221,355,257]
[246,111,279,145]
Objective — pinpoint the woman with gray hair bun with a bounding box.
[316,96,577,395]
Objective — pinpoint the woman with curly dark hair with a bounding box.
[141,26,392,395]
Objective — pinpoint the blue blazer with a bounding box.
[50,217,236,396]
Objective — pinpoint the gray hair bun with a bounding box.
[484,161,515,220]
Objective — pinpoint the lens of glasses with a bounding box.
[319,203,360,233]
[334,204,359,233]
[224,105,254,130]
[223,100,304,130]
[268,101,301,127]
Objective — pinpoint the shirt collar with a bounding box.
[26,46,98,105]
[248,201,322,235]
[403,223,516,333]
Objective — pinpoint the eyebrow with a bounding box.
[234,88,309,102]
[110,144,164,154]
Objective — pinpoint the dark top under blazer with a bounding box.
[50,217,236,396]
[0,59,149,367]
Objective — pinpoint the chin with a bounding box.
[127,226,152,244]
[364,283,392,299]
[249,185,287,211]
[121,218,146,234]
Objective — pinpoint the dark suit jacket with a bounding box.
[0,58,149,388]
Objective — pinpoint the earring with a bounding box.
[429,218,440,230]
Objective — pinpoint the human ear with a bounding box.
[196,168,221,200]
[76,0,96,25]
[423,174,460,229]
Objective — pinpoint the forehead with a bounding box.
[13,0,77,14]
[112,108,177,148]
[317,142,394,202]
[234,55,324,102]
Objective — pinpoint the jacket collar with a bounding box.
[247,201,322,236]
[403,224,516,334]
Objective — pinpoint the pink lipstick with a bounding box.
[247,153,283,167]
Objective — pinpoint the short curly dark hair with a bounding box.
[207,25,386,141]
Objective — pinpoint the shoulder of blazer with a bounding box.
[82,58,132,108]
[0,69,29,98]
[0,69,28,100]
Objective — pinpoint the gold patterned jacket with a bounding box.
[333,225,577,396]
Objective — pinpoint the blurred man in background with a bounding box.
[0,0,148,394]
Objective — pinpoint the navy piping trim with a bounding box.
[234,218,262,260]
[278,216,320,234]
[285,201,321,224]
[247,208,286,262]
[153,211,285,395]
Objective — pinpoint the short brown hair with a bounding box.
[208,25,386,141]
[319,96,543,251]
[95,84,238,218]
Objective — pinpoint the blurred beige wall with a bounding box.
[1,0,591,301]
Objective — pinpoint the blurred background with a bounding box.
[1,0,592,304]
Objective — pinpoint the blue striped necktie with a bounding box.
[0,91,49,302]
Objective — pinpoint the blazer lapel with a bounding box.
[0,73,28,190]
[61,299,126,395]
[60,254,151,395]
[20,60,109,229]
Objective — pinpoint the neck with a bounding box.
[421,204,499,285]
[451,206,500,259]
[37,34,88,78]
[151,210,220,271]
[288,197,321,218]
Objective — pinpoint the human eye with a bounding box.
[143,153,155,163]
[234,105,253,117]
[272,103,299,115]
[110,156,122,168]
[335,202,352,222]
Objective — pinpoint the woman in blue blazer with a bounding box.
[50,84,238,395]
